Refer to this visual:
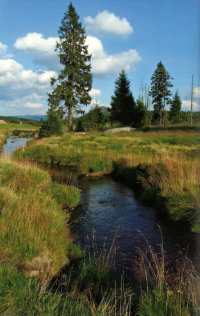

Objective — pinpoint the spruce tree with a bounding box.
[75,120,85,132]
[38,110,63,138]
[169,91,182,123]
[135,99,146,127]
[150,61,173,125]
[109,70,136,126]
[87,105,104,130]
[48,3,92,131]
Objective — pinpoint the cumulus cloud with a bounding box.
[85,11,133,37]
[181,100,200,111]
[0,59,55,98]
[86,35,141,78]
[0,42,13,59]
[14,33,60,70]
[7,100,43,109]
[13,33,140,78]
[89,88,101,98]
[0,58,56,113]
[194,87,200,98]
[2,94,45,112]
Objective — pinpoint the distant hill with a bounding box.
[0,115,30,123]
[16,115,46,121]
[0,115,45,124]
[100,106,110,114]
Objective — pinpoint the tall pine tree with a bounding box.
[109,70,136,126]
[48,3,92,131]
[150,61,173,125]
[169,90,182,123]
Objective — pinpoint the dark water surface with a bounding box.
[3,139,199,277]
[49,166,199,276]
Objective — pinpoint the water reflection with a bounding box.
[2,136,31,157]
[49,166,198,273]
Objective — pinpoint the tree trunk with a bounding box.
[159,109,162,125]
[68,105,73,131]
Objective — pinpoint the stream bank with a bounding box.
[1,135,199,315]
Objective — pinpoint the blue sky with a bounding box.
[0,0,199,116]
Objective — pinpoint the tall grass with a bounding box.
[0,131,6,150]
[134,230,200,316]
[0,238,132,316]
[0,155,81,280]
[13,129,200,231]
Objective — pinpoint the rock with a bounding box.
[104,127,136,134]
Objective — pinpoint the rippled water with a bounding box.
[49,166,198,275]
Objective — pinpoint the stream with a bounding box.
[2,135,31,156]
[2,136,199,279]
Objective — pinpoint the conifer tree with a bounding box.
[87,105,104,130]
[169,91,182,123]
[48,3,92,131]
[135,99,146,127]
[109,70,136,126]
[38,110,63,138]
[150,61,173,125]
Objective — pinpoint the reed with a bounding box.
[134,229,200,316]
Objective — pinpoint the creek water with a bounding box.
[3,137,199,279]
[2,136,31,157]
[49,165,199,278]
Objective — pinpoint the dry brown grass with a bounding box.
[0,156,73,281]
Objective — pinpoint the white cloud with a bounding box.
[89,88,101,98]
[0,42,13,59]
[86,35,141,78]
[90,99,100,107]
[0,58,56,113]
[21,102,43,108]
[181,100,200,111]
[0,59,55,99]
[194,87,200,98]
[13,33,140,78]
[85,11,133,37]
[14,33,60,70]
[7,100,43,109]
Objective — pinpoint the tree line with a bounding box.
[39,3,198,138]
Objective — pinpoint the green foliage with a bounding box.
[47,182,81,208]
[169,90,182,123]
[87,105,104,130]
[48,3,92,131]
[109,70,136,126]
[150,61,173,125]
[9,117,21,124]
[39,110,63,138]
[79,157,112,174]
[0,263,93,316]
[135,99,146,127]
[75,119,85,132]
[26,119,41,126]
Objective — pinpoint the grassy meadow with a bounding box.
[0,125,199,315]
[14,126,200,232]
[0,122,40,131]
